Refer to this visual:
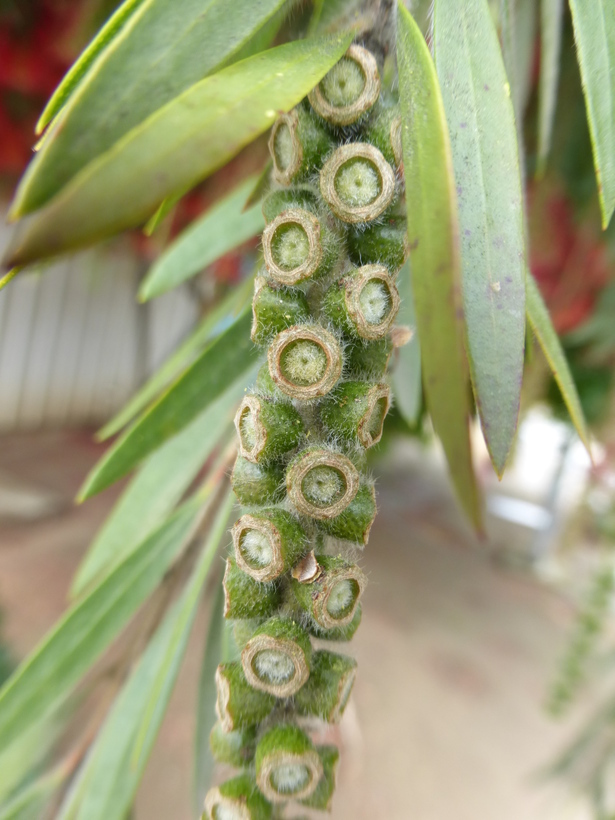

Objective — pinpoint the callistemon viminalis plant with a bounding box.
[204,43,407,819]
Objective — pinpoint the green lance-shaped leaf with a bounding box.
[569,0,615,228]
[0,500,202,756]
[433,0,526,476]
[537,0,564,174]
[12,0,290,217]
[56,492,234,820]
[499,0,537,128]
[99,276,254,440]
[526,273,591,457]
[391,260,421,426]
[5,34,354,268]
[71,374,250,598]
[140,176,265,301]
[0,765,66,820]
[79,308,259,499]
[396,3,482,529]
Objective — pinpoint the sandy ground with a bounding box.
[0,431,591,819]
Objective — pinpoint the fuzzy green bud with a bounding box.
[318,483,377,545]
[223,558,281,620]
[230,456,285,507]
[286,448,360,520]
[347,216,409,272]
[294,650,357,724]
[320,143,396,223]
[300,745,340,811]
[291,554,366,630]
[241,616,312,697]
[204,772,272,820]
[269,107,334,184]
[234,394,304,463]
[261,185,320,223]
[308,44,380,127]
[262,208,339,286]
[365,101,402,168]
[209,721,257,768]
[320,381,391,447]
[232,507,307,582]
[344,337,393,381]
[215,662,276,732]
[255,724,323,804]
[254,363,285,400]
[268,324,343,400]
[322,264,400,340]
[250,277,310,346]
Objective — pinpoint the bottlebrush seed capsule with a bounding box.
[215,662,276,732]
[318,482,377,545]
[255,724,323,804]
[234,394,304,463]
[250,277,310,346]
[261,186,320,223]
[241,616,311,697]
[230,456,285,507]
[269,107,334,184]
[300,745,340,812]
[344,336,393,380]
[232,508,307,583]
[223,558,281,620]
[268,325,343,400]
[294,650,357,724]
[322,264,400,340]
[308,44,380,127]
[347,215,409,271]
[204,772,273,820]
[309,604,363,641]
[291,554,367,630]
[320,143,396,223]
[286,448,360,520]
[365,101,403,168]
[320,381,391,448]
[209,721,258,768]
[262,209,325,286]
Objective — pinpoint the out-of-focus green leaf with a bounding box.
[243,161,273,212]
[57,492,234,820]
[140,176,264,300]
[526,273,591,456]
[0,766,66,820]
[0,501,202,756]
[71,374,250,598]
[12,0,289,217]
[0,713,59,805]
[98,277,254,440]
[499,0,537,126]
[80,309,258,499]
[434,0,526,477]
[397,3,482,530]
[5,35,353,268]
[391,261,421,426]
[537,0,564,174]
[35,0,147,135]
[569,0,615,228]
[143,193,181,236]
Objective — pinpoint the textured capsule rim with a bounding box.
[287,449,360,519]
[391,115,403,167]
[330,665,357,723]
[234,395,268,463]
[269,109,303,184]
[320,143,396,223]
[257,748,323,803]
[242,634,309,697]
[232,514,285,582]
[215,665,235,732]
[308,44,380,126]
[356,382,391,448]
[312,564,367,629]
[262,208,323,285]
[344,264,400,339]
[204,786,251,820]
[268,324,342,400]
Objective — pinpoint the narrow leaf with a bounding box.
[526,273,591,456]
[143,193,181,237]
[397,4,482,529]
[0,766,65,820]
[71,375,249,598]
[500,0,538,126]
[57,493,234,820]
[13,0,289,216]
[5,34,353,268]
[434,0,527,476]
[569,0,615,228]
[391,261,421,426]
[139,176,264,300]
[98,276,254,440]
[537,0,564,174]
[79,309,258,498]
[0,501,202,756]
[35,0,148,134]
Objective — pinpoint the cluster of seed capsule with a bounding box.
[204,43,407,819]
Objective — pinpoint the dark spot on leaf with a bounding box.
[484,84,490,91]
[408,238,419,250]
[464,229,471,237]
[460,122,467,128]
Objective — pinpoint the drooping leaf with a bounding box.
[0,766,66,820]
[98,275,254,440]
[391,261,421,426]
[5,34,353,268]
[12,0,290,217]
[57,492,234,820]
[397,3,482,529]
[35,0,148,135]
[569,0,615,228]
[79,309,259,498]
[139,176,265,300]
[526,272,591,456]
[0,501,202,756]
[71,374,250,598]
[537,0,564,174]
[434,0,527,476]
